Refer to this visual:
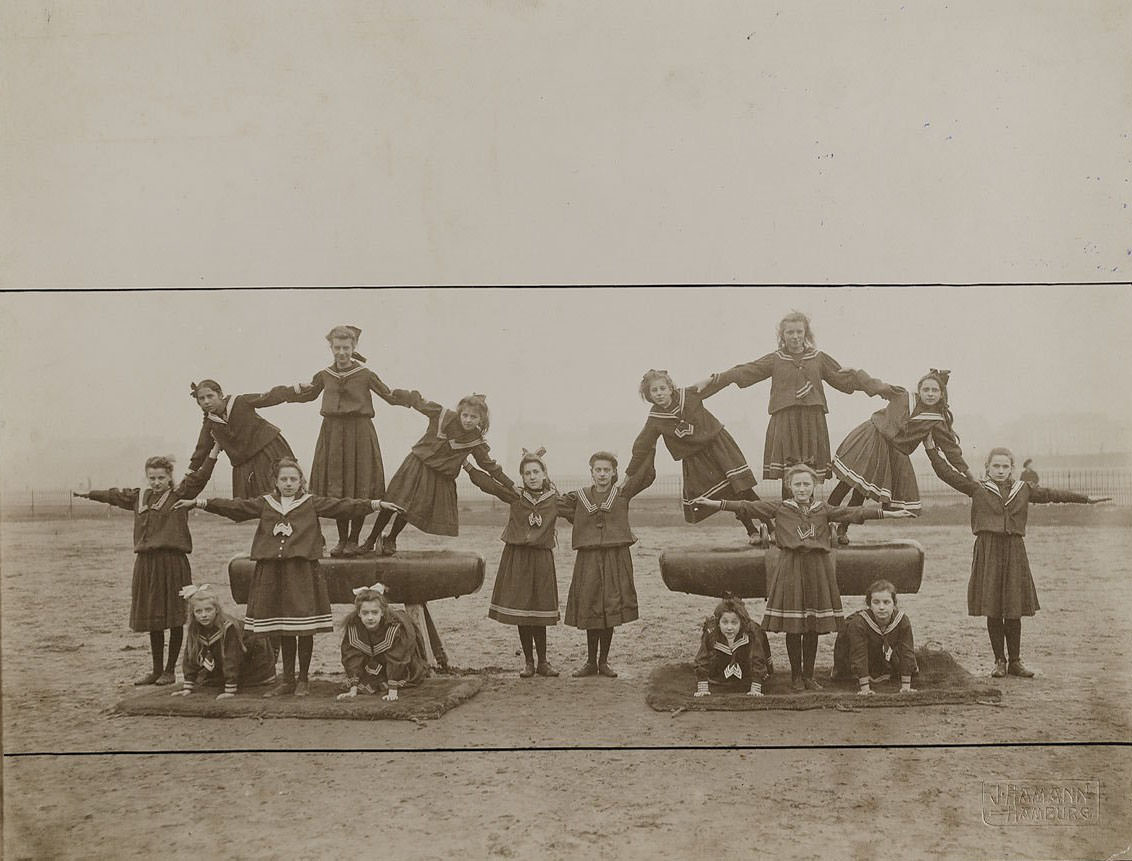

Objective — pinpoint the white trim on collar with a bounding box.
[263,493,312,516]
[324,364,365,380]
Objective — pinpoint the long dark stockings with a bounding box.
[987,618,1022,661]
[785,631,819,678]
[585,628,613,663]
[278,635,315,681]
[386,514,409,541]
[149,628,183,674]
[364,508,396,545]
[518,626,548,662]
[732,488,761,535]
[827,482,865,536]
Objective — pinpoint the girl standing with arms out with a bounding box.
[172,584,276,699]
[176,458,390,697]
[337,585,429,702]
[281,325,409,557]
[692,594,770,698]
[698,311,898,489]
[627,369,768,545]
[464,447,562,678]
[558,451,656,678]
[926,444,1108,678]
[828,368,974,543]
[362,391,513,556]
[832,579,918,695]
[75,446,220,685]
[694,464,913,690]
[187,379,299,498]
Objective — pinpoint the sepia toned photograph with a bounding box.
[2,4,1130,860]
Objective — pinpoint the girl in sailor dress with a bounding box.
[186,378,299,498]
[280,325,409,557]
[362,391,513,555]
[832,579,918,694]
[557,451,656,678]
[464,448,562,678]
[695,464,913,691]
[627,369,768,545]
[926,444,1108,679]
[172,584,276,699]
[693,594,770,697]
[698,311,898,487]
[177,457,389,697]
[75,445,220,686]
[828,368,973,543]
[336,585,430,702]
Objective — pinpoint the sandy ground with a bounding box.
[3,504,1131,860]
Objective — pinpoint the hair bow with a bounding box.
[346,325,362,340]
[179,583,212,599]
[521,446,547,458]
[189,381,200,399]
[352,582,387,596]
[929,368,951,385]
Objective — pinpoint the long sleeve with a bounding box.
[693,624,716,681]
[471,444,514,488]
[397,389,445,419]
[720,499,779,522]
[620,460,656,499]
[894,617,917,675]
[279,374,324,404]
[925,447,979,497]
[382,623,428,688]
[202,497,264,522]
[626,422,663,476]
[174,455,218,500]
[312,497,376,519]
[368,371,401,406]
[340,631,368,686]
[556,491,578,523]
[710,354,776,390]
[929,423,970,475]
[824,504,884,525]
[181,645,204,691]
[847,620,871,680]
[221,624,244,694]
[86,487,141,512]
[188,421,214,471]
[465,466,519,503]
[820,353,893,397]
[1028,486,1090,505]
[237,387,298,410]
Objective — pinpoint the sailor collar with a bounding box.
[908,391,947,423]
[137,488,173,514]
[578,485,618,513]
[860,608,905,637]
[196,628,224,647]
[781,498,823,514]
[324,363,365,380]
[711,634,750,655]
[436,409,484,450]
[775,349,819,362]
[520,488,556,507]
[981,479,1025,504]
[347,619,399,656]
[263,493,312,516]
[648,387,687,419]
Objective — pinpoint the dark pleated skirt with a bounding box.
[244,558,333,635]
[488,544,560,626]
[763,406,832,480]
[762,548,843,634]
[831,421,920,511]
[130,550,192,632]
[384,454,459,536]
[565,546,638,630]
[232,435,296,499]
[681,431,758,523]
[310,415,385,498]
[967,533,1040,618]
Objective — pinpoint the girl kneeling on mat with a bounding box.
[693,594,770,697]
[832,579,917,695]
[337,585,429,702]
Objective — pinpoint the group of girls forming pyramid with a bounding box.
[77,314,1109,701]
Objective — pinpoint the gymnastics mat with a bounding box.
[645,647,1001,712]
[228,550,486,605]
[114,675,484,721]
[660,539,924,599]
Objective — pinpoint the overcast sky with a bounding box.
[1,285,1128,487]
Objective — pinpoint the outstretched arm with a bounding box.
[77,487,140,512]
[1028,486,1108,505]
[174,496,263,521]
[699,354,776,395]
[703,497,778,522]
[820,353,900,398]
[188,421,215,472]
[313,497,383,519]
[237,387,304,410]
[462,462,519,503]
[924,444,979,497]
[625,422,663,478]
[471,444,515,489]
[174,444,221,500]
[928,424,972,478]
[368,371,404,407]
[392,389,444,418]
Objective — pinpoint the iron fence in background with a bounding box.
[11,468,1129,519]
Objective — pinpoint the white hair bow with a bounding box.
[351,582,387,596]
[179,583,212,600]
